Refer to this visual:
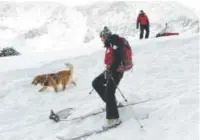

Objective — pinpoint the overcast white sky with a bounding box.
[1,0,200,16]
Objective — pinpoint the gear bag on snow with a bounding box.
[104,37,133,72]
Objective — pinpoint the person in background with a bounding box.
[156,23,179,38]
[136,10,150,39]
[156,23,169,37]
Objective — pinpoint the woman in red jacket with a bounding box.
[92,27,124,129]
[136,10,150,39]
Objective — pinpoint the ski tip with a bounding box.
[50,109,54,114]
[49,110,60,122]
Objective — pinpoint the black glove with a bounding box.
[104,39,111,47]
[136,24,139,29]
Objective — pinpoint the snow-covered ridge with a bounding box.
[0,1,199,36]
[0,1,199,50]
[76,1,199,37]
[0,2,86,38]
[0,2,87,52]
[0,2,71,31]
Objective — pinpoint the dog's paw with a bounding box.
[54,90,58,93]
[39,88,44,92]
[62,87,66,91]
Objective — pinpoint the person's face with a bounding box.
[100,35,107,43]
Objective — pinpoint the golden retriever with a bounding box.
[31,63,76,92]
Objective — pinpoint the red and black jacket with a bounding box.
[104,34,124,72]
[136,13,149,28]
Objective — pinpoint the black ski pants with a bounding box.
[92,71,123,119]
[140,24,149,39]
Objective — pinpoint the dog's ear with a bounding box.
[65,63,69,67]
[32,76,40,85]
[31,78,37,85]
[65,63,73,68]
[31,79,35,84]
[31,76,36,84]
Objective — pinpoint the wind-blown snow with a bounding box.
[0,1,199,140]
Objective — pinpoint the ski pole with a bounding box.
[116,87,128,102]
[109,75,146,130]
[128,106,145,132]
[110,76,128,102]
[89,88,94,94]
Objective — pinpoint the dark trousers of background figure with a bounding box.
[140,24,149,39]
[92,71,123,119]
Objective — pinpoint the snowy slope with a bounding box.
[0,1,199,140]
[0,33,199,140]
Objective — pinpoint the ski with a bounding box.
[56,121,121,140]
[58,99,151,123]
[49,108,74,122]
